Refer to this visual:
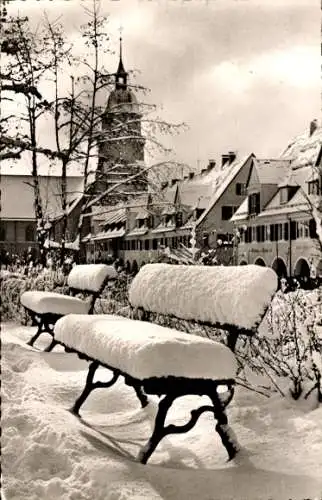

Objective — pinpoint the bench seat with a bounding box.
[54,314,238,381]
[21,291,91,316]
[21,264,117,350]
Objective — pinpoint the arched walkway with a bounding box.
[254,257,266,267]
[239,260,247,266]
[294,258,310,278]
[272,258,287,278]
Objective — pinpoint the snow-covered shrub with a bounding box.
[0,270,68,322]
[238,288,322,403]
[94,271,134,316]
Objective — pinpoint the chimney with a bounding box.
[208,159,216,170]
[221,152,236,168]
[228,151,236,164]
[310,119,318,137]
[221,154,230,168]
[189,172,195,180]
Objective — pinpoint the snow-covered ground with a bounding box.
[2,322,322,500]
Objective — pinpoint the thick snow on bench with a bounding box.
[67,264,117,292]
[129,264,278,331]
[20,291,91,316]
[54,314,237,381]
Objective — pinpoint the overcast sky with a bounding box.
[6,0,321,173]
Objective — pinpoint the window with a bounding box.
[144,239,149,251]
[308,180,320,195]
[256,225,265,242]
[280,187,289,204]
[175,211,183,227]
[290,221,297,240]
[245,227,252,243]
[284,223,289,241]
[195,208,205,219]
[309,219,317,239]
[236,183,246,196]
[248,193,260,215]
[221,206,237,221]
[25,224,35,242]
[152,239,158,250]
[131,240,136,251]
[0,224,6,241]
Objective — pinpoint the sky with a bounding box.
[4,0,321,174]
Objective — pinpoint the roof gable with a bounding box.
[197,154,253,226]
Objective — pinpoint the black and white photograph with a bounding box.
[1,0,322,498]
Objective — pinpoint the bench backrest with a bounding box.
[129,263,278,349]
[67,264,117,294]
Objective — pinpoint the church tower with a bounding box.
[96,35,146,203]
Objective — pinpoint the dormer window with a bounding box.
[195,208,205,220]
[137,218,145,229]
[175,211,183,227]
[308,180,320,195]
[280,187,289,204]
[248,192,260,215]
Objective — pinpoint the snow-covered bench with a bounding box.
[52,264,278,464]
[21,264,117,351]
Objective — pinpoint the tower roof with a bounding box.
[116,35,127,77]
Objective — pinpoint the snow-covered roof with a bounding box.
[126,228,149,237]
[230,197,248,222]
[278,165,313,188]
[129,263,278,331]
[196,155,253,226]
[1,174,84,221]
[253,158,291,185]
[54,314,237,380]
[280,125,322,170]
[93,228,126,240]
[98,208,127,227]
[257,189,311,218]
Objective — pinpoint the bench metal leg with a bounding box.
[138,394,176,464]
[132,382,149,408]
[44,338,58,352]
[27,321,44,346]
[209,392,240,460]
[71,361,119,416]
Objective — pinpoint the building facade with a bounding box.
[0,174,83,260]
[84,154,254,268]
[231,123,322,279]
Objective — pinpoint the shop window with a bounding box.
[283,223,289,241]
[25,224,36,242]
[0,224,6,241]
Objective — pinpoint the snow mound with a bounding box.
[21,291,91,315]
[129,264,278,330]
[67,264,117,292]
[54,314,237,380]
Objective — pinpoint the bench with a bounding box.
[52,263,278,464]
[20,264,117,351]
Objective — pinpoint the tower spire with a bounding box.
[115,26,127,89]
